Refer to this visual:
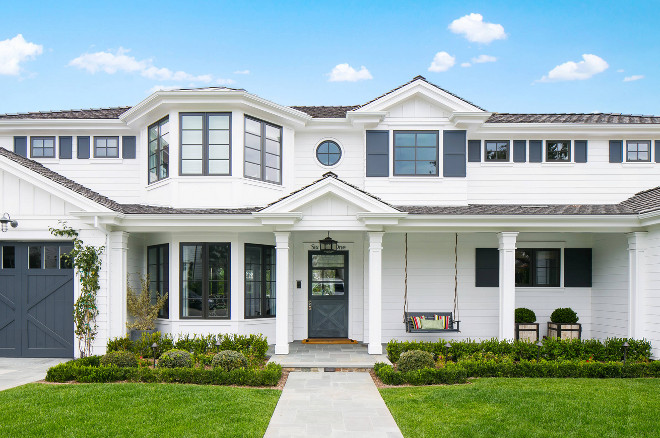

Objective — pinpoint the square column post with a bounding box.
[109,231,129,341]
[498,232,518,340]
[627,232,647,339]
[368,232,384,355]
[274,232,290,355]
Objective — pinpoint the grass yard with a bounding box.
[0,383,280,438]
[381,378,660,438]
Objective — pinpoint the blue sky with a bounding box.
[1,1,659,115]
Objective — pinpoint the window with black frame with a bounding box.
[148,244,169,318]
[244,116,282,184]
[148,116,169,183]
[180,113,231,175]
[393,131,438,175]
[515,248,560,287]
[626,140,651,162]
[244,244,276,318]
[546,140,570,162]
[484,140,510,161]
[180,243,230,318]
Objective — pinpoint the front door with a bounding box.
[308,251,348,338]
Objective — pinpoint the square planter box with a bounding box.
[547,322,581,340]
[515,323,539,342]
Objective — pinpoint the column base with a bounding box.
[368,343,382,355]
[275,343,289,355]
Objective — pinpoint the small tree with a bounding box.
[126,274,168,331]
[50,223,104,358]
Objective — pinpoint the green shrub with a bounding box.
[158,349,193,368]
[550,307,579,324]
[515,308,537,324]
[73,355,101,367]
[134,332,174,358]
[107,336,134,353]
[397,350,435,372]
[212,350,248,371]
[100,351,138,368]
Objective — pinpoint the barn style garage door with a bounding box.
[0,242,74,357]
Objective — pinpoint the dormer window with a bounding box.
[180,113,231,175]
[546,140,570,162]
[148,116,169,183]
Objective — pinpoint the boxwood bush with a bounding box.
[158,349,193,368]
[212,350,248,371]
[100,351,138,368]
[515,307,537,324]
[551,307,579,324]
[397,350,435,372]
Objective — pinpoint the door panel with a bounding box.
[308,251,348,338]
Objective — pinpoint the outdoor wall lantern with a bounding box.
[622,341,630,365]
[151,343,158,368]
[0,213,18,232]
[319,232,338,253]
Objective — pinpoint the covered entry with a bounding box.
[0,242,74,358]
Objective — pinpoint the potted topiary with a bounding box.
[515,308,539,342]
[547,307,581,339]
[126,275,168,341]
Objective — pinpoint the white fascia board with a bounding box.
[479,123,660,136]
[345,111,388,127]
[88,213,260,231]
[251,212,303,225]
[0,119,130,131]
[356,212,408,225]
[449,112,493,128]
[359,81,483,113]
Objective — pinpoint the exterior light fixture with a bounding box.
[444,342,452,363]
[151,343,158,368]
[0,213,18,232]
[622,341,630,365]
[215,339,221,352]
[536,340,543,361]
[319,232,337,253]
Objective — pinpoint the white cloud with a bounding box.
[538,54,609,82]
[428,51,455,72]
[461,62,471,68]
[216,78,236,85]
[234,69,250,75]
[69,47,215,83]
[328,63,373,82]
[472,54,497,63]
[0,34,43,75]
[623,75,644,82]
[448,13,506,44]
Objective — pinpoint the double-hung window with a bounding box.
[148,244,169,318]
[393,131,439,176]
[31,137,55,158]
[515,248,560,287]
[484,140,510,161]
[94,136,119,158]
[546,140,570,162]
[180,243,230,319]
[148,117,170,183]
[626,140,651,162]
[244,116,282,184]
[244,244,276,318]
[180,113,231,175]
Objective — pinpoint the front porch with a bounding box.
[267,342,390,369]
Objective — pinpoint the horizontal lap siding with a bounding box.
[644,228,660,359]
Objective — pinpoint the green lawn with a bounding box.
[381,378,660,438]
[0,383,280,438]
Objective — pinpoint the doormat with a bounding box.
[301,338,358,344]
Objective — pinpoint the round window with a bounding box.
[316,140,342,166]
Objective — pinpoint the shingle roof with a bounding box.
[486,113,660,124]
[618,186,660,214]
[0,107,131,120]
[290,106,360,118]
[120,204,258,214]
[398,204,635,215]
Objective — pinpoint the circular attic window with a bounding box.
[316,140,342,166]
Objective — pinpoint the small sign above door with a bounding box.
[305,242,353,251]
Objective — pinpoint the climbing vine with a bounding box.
[50,223,104,357]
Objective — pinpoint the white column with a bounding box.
[108,231,129,340]
[368,232,384,355]
[627,232,646,339]
[274,232,290,355]
[498,232,518,340]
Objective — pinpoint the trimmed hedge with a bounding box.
[515,308,536,324]
[397,350,435,373]
[100,351,138,368]
[551,307,579,324]
[386,338,652,363]
[212,350,248,371]
[158,349,193,368]
[45,361,282,386]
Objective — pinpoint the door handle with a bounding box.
[308,300,312,311]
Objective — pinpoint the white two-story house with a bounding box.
[1,76,659,358]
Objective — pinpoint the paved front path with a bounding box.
[264,371,404,438]
[0,358,70,391]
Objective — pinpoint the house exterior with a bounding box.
[1,76,659,359]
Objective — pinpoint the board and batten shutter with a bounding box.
[122,136,136,159]
[366,130,389,177]
[529,140,542,162]
[564,248,592,287]
[443,130,466,177]
[59,136,73,159]
[513,140,526,162]
[77,136,90,159]
[13,136,27,157]
[574,140,588,163]
[468,140,481,162]
[475,248,499,287]
[609,140,623,163]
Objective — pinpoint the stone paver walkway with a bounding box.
[0,358,70,391]
[264,371,403,438]
[267,343,391,369]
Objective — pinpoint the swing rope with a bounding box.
[453,232,459,322]
[403,233,408,323]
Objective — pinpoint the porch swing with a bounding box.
[403,233,461,333]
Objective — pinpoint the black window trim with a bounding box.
[148,243,169,319]
[545,140,571,162]
[315,139,342,167]
[179,112,232,176]
[244,115,283,185]
[93,136,120,158]
[30,136,56,158]
[393,130,440,177]
[484,140,511,162]
[148,116,170,184]
[515,247,561,288]
[179,242,231,320]
[244,243,276,319]
[625,140,652,162]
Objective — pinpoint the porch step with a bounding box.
[301,338,358,344]
[266,342,391,369]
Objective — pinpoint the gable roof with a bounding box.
[290,106,359,118]
[487,113,660,124]
[0,107,131,120]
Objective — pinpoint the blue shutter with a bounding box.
[475,248,499,287]
[443,130,466,177]
[513,140,526,163]
[13,136,27,157]
[59,136,73,159]
[529,140,542,162]
[574,140,587,163]
[366,130,389,177]
[122,136,136,159]
[77,136,90,159]
[564,248,592,287]
[609,140,623,163]
[655,140,660,163]
[467,140,481,162]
